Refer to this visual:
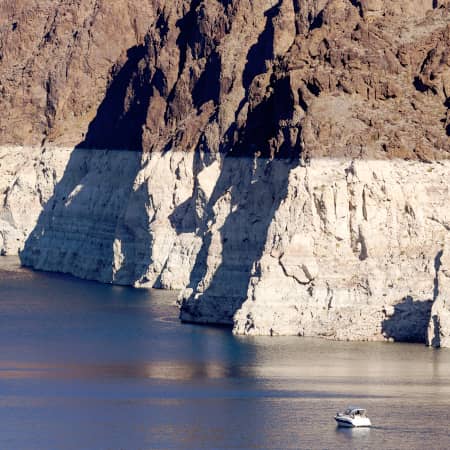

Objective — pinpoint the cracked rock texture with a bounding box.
[0,146,71,255]
[232,159,449,342]
[0,0,154,146]
[1,0,450,344]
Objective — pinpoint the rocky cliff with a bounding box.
[1,0,450,346]
[3,0,450,157]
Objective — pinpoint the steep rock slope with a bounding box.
[2,1,450,157]
[1,0,450,345]
[14,150,450,346]
[0,0,154,146]
[427,238,450,347]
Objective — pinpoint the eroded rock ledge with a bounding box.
[2,146,449,346]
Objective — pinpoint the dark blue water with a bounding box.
[1,257,450,449]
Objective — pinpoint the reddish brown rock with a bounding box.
[1,0,450,160]
[0,0,155,146]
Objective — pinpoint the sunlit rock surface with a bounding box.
[2,1,450,159]
[427,239,450,348]
[1,0,450,343]
[232,159,449,342]
[2,147,448,344]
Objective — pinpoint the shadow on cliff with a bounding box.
[381,296,433,343]
[20,45,153,284]
[174,153,297,326]
[381,252,443,343]
[242,1,280,92]
[171,0,299,326]
[77,45,151,151]
[223,1,282,155]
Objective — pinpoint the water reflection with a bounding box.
[0,360,252,381]
[335,426,371,440]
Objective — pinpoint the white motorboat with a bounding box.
[334,407,372,428]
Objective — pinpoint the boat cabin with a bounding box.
[343,407,367,417]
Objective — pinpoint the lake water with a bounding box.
[1,257,450,449]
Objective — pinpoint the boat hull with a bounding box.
[335,416,372,428]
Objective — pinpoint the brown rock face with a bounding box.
[0,0,154,146]
[1,0,450,159]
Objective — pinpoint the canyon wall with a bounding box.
[2,0,450,158]
[2,147,449,346]
[1,0,450,345]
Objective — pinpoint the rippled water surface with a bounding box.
[1,257,450,449]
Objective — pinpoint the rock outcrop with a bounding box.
[0,146,71,255]
[231,159,449,342]
[1,1,450,345]
[427,239,450,347]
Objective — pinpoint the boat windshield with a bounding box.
[344,408,366,416]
